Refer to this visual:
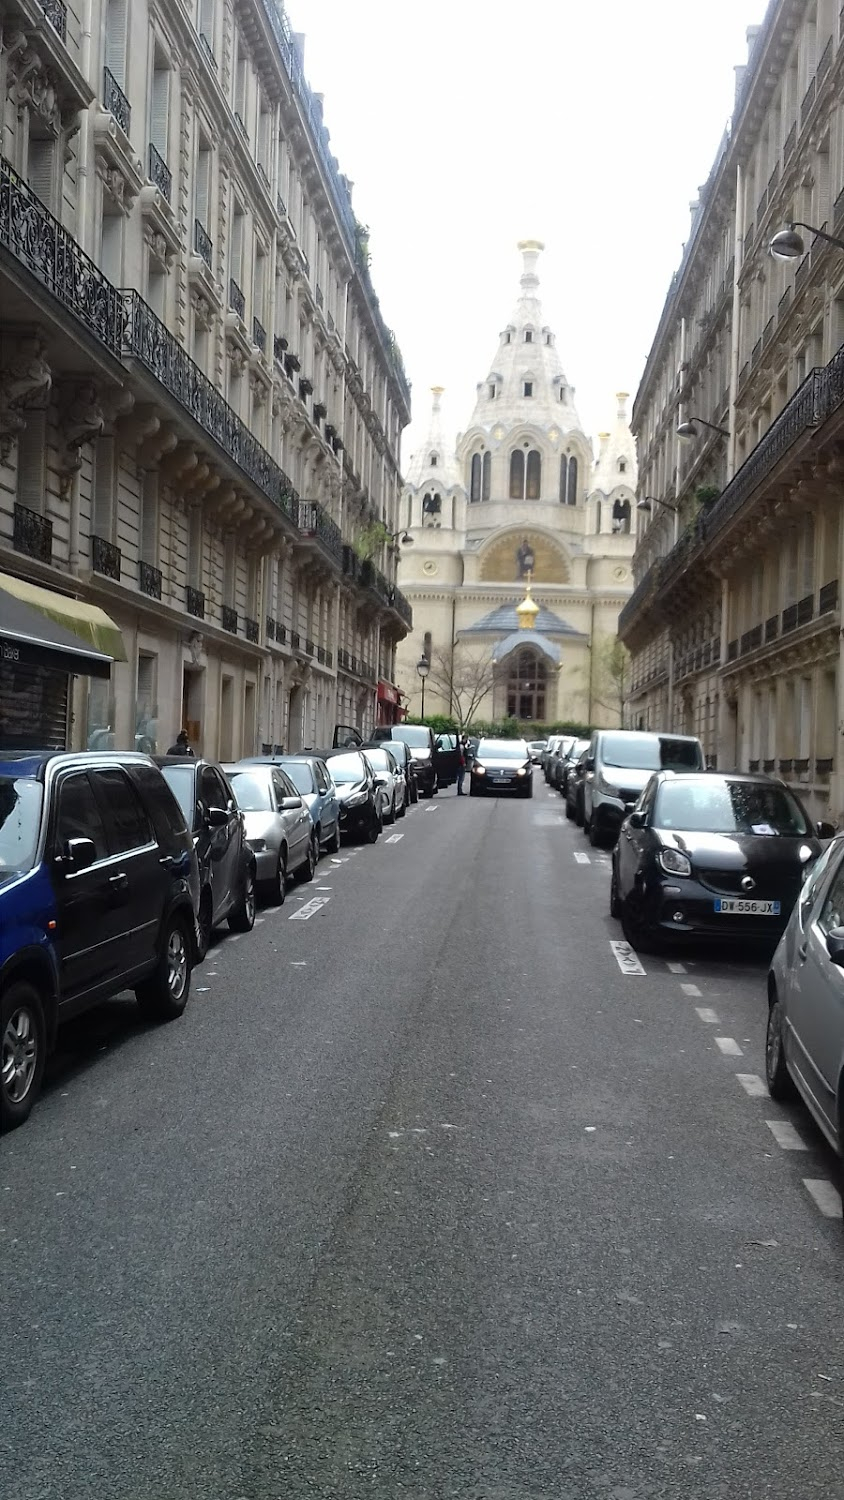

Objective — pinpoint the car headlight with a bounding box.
[474,764,486,775]
[517,767,527,777]
[346,790,368,807]
[658,847,691,878]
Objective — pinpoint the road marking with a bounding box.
[315,886,332,891]
[666,960,687,974]
[737,1073,767,1097]
[425,805,439,812]
[385,833,404,843]
[289,896,331,921]
[803,1178,842,1218]
[254,916,266,925]
[715,1036,743,1056]
[766,1119,808,1151]
[573,851,590,864]
[695,1007,719,1024]
[681,982,702,997]
[610,940,645,975]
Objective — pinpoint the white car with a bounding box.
[363,745,406,823]
[223,763,316,901]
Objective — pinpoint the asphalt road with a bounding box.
[3,780,844,1499]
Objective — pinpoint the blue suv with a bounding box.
[0,752,199,1132]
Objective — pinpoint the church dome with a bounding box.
[404,386,461,490]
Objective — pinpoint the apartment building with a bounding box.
[621,0,844,820]
[0,0,411,758]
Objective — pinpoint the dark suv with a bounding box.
[372,724,438,797]
[0,752,200,1132]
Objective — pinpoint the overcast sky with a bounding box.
[285,0,764,467]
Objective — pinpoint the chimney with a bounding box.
[616,392,629,423]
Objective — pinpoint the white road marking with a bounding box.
[315,886,332,891]
[290,961,307,966]
[666,960,687,974]
[680,982,702,997]
[196,986,211,993]
[573,851,590,864]
[695,1007,720,1024]
[254,917,265,925]
[737,1073,767,1097]
[803,1179,842,1218]
[766,1120,809,1151]
[610,940,646,975]
[715,1036,743,1056]
[425,805,439,812]
[385,833,404,843]
[289,896,331,921]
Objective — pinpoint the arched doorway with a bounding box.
[507,648,548,721]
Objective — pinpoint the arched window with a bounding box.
[525,330,533,343]
[594,500,602,533]
[506,649,547,721]
[482,451,491,501]
[470,453,481,502]
[526,449,541,499]
[612,497,631,534]
[430,452,438,467]
[488,382,496,400]
[559,455,569,503]
[618,458,627,473]
[510,448,541,500]
[509,449,524,500]
[422,492,441,524]
[567,456,578,506]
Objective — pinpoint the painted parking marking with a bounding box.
[695,1007,720,1024]
[254,916,266,925]
[766,1120,809,1151]
[803,1178,842,1218]
[666,960,687,974]
[681,981,703,997]
[610,940,646,975]
[315,886,332,891]
[573,851,590,864]
[715,1036,743,1056]
[385,833,404,843]
[289,896,331,921]
[425,805,439,812]
[737,1073,767,1097]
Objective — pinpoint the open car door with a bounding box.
[435,733,462,786]
[333,723,362,749]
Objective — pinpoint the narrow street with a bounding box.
[3,786,844,1499]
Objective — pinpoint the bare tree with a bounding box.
[426,643,498,728]
[590,634,631,725]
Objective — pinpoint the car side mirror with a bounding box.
[206,805,229,827]
[627,810,648,830]
[374,775,388,788]
[817,820,836,840]
[280,796,303,810]
[586,756,595,771]
[58,836,97,872]
[826,926,844,966]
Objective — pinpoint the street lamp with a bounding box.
[676,416,730,439]
[636,495,677,514]
[388,529,414,547]
[769,221,844,261]
[416,654,430,717]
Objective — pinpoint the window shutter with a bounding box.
[195,146,209,226]
[16,413,46,513]
[27,139,55,210]
[140,471,158,563]
[93,436,115,538]
[150,67,169,156]
[105,0,128,85]
[188,507,203,587]
[198,0,215,42]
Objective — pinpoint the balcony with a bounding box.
[252,317,266,353]
[305,638,315,656]
[122,293,298,523]
[245,616,259,643]
[819,579,839,614]
[234,112,249,144]
[296,499,343,565]
[103,67,131,135]
[765,614,779,643]
[342,544,359,583]
[228,278,245,320]
[92,535,121,580]
[783,120,797,162]
[147,143,171,202]
[139,559,162,599]
[781,603,798,634]
[222,605,238,634]
[325,649,333,668]
[0,156,123,356]
[796,592,814,626]
[291,631,300,650]
[198,33,217,69]
[801,74,817,127]
[186,586,205,619]
[273,334,288,364]
[13,503,52,564]
[193,218,212,270]
[315,285,324,308]
[40,0,67,41]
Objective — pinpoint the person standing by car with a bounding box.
[167,729,194,757]
[456,739,467,795]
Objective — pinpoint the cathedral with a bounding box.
[396,241,639,727]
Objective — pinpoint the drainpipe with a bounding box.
[587,599,595,724]
[77,0,94,253]
[727,162,744,483]
[449,594,456,718]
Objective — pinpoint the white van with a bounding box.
[583,730,705,847]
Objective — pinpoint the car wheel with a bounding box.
[621,891,659,953]
[610,863,622,918]
[298,837,317,882]
[367,809,381,844]
[575,794,584,828]
[565,798,575,821]
[136,914,192,1020]
[385,795,396,825]
[1,982,46,1132]
[765,995,797,1101]
[588,817,603,848]
[268,850,287,906]
[397,795,407,819]
[228,867,256,932]
[329,818,342,853]
[195,889,213,963]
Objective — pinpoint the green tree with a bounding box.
[426,643,498,730]
[590,635,631,725]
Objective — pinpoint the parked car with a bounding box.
[372,724,438,798]
[366,738,418,805]
[527,739,547,766]
[766,835,844,1178]
[325,750,383,841]
[156,756,256,959]
[362,745,406,822]
[546,735,576,789]
[582,729,705,847]
[240,755,341,856]
[557,737,590,795]
[566,747,590,824]
[470,738,533,798]
[224,763,316,900]
[0,751,200,1132]
[611,770,833,952]
[543,735,565,780]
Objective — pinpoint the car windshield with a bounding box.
[329,754,366,783]
[601,733,702,771]
[569,739,590,759]
[366,750,392,772]
[477,741,529,760]
[654,779,811,836]
[384,741,407,764]
[280,762,314,795]
[528,741,546,752]
[160,765,195,822]
[0,776,43,873]
[391,726,429,748]
[227,772,273,811]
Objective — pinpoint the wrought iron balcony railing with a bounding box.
[222,605,238,633]
[193,218,212,269]
[252,317,266,353]
[186,585,205,619]
[0,156,123,355]
[228,277,245,320]
[198,33,217,69]
[103,67,131,135]
[139,559,162,599]
[41,0,67,41]
[245,616,259,643]
[148,143,172,202]
[92,534,121,580]
[296,499,343,564]
[13,503,52,564]
[819,579,839,614]
[305,638,315,656]
[122,293,298,524]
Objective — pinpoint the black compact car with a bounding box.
[0,751,199,1132]
[156,757,257,960]
[611,771,835,951]
[557,738,590,795]
[325,749,383,842]
[470,738,533,798]
[565,748,590,823]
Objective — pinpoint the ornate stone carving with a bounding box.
[55,379,107,491]
[143,222,171,270]
[95,152,139,215]
[0,335,52,462]
[5,33,62,134]
[191,292,214,332]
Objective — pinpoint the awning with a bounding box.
[377,679,400,704]
[0,572,125,680]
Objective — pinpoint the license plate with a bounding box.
[714,898,781,915]
[493,776,509,783]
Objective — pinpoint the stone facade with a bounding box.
[621,0,844,822]
[397,242,637,727]
[0,0,411,757]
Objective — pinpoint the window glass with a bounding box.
[56,774,108,861]
[229,771,273,811]
[818,863,844,937]
[198,765,227,809]
[280,761,314,795]
[277,770,300,800]
[653,779,810,836]
[90,769,152,854]
[160,764,197,826]
[129,765,186,842]
[0,777,43,873]
[314,761,330,792]
[799,840,841,926]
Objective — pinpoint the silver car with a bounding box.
[363,745,405,823]
[223,763,316,902]
[767,834,844,1182]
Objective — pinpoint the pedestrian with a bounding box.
[166,728,194,756]
[456,735,471,796]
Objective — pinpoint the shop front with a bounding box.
[377,678,402,727]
